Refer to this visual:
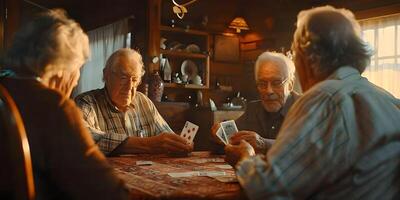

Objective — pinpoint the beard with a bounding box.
[261,93,283,112]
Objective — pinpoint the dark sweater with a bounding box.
[0,77,129,200]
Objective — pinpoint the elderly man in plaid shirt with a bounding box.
[76,48,193,155]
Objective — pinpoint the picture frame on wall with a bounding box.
[213,35,240,63]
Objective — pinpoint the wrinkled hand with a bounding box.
[224,140,255,167]
[150,133,193,154]
[48,70,80,97]
[210,123,225,145]
[229,131,269,153]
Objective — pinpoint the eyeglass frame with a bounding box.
[256,77,289,90]
[110,70,142,87]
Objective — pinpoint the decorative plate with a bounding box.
[181,60,198,81]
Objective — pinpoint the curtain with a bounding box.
[360,14,400,98]
[74,19,129,96]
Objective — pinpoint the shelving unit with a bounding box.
[160,25,208,36]
[160,25,210,89]
[160,49,208,59]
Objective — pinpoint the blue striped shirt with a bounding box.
[236,66,400,200]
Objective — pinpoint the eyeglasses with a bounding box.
[256,78,288,90]
[111,71,141,86]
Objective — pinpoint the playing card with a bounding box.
[136,161,153,166]
[180,121,199,143]
[199,171,226,177]
[207,158,225,163]
[215,126,228,145]
[168,171,198,178]
[213,175,238,183]
[189,158,225,164]
[220,120,238,143]
[214,164,233,169]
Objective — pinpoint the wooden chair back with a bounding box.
[0,84,35,200]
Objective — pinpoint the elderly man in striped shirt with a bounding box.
[75,48,193,155]
[225,6,400,200]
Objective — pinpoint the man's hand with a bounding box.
[210,123,225,145]
[149,133,193,154]
[224,140,255,167]
[229,131,271,154]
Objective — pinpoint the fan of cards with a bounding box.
[180,121,199,143]
[215,120,238,145]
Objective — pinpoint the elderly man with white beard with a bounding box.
[211,52,300,154]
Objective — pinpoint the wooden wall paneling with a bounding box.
[147,0,161,73]
[4,0,21,49]
[355,3,400,20]
[0,0,4,56]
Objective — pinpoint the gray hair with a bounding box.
[103,48,145,80]
[292,6,373,78]
[254,51,296,82]
[4,9,89,76]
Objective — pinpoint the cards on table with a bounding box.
[167,170,226,178]
[180,121,199,143]
[213,175,238,183]
[168,171,199,178]
[216,120,238,145]
[189,158,225,164]
[136,160,153,166]
[214,164,233,169]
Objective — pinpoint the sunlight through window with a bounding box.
[360,14,400,98]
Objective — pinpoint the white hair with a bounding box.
[292,5,372,76]
[105,48,145,74]
[254,51,296,82]
[5,9,89,76]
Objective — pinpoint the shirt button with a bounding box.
[271,126,275,130]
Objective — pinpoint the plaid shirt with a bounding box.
[75,88,173,155]
[236,67,400,200]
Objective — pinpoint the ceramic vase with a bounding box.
[148,71,164,102]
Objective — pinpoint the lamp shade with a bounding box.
[229,17,250,33]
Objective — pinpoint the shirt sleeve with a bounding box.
[75,96,128,155]
[46,98,129,200]
[236,90,350,200]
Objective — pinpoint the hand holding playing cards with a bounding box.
[229,131,271,154]
[210,123,225,145]
[150,133,193,154]
[224,140,255,168]
[211,120,239,145]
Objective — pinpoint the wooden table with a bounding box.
[108,151,247,200]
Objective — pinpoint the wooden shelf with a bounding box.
[158,24,210,90]
[160,25,208,36]
[160,49,208,59]
[164,83,209,89]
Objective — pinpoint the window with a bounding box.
[360,14,400,98]
[73,19,130,96]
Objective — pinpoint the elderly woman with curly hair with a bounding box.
[0,9,129,200]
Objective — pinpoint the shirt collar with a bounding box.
[327,66,361,81]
